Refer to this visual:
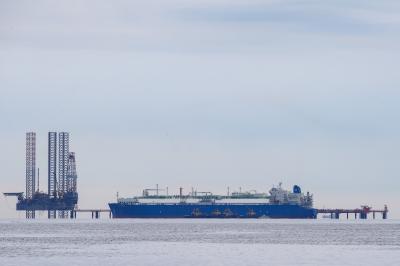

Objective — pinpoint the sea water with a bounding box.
[1,219,399,265]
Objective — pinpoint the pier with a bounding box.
[72,209,112,219]
[317,205,388,219]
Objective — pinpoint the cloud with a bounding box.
[1,0,400,218]
[1,0,400,53]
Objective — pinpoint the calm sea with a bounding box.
[1,219,399,266]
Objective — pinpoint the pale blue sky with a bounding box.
[1,0,399,218]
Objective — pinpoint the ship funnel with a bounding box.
[293,185,301,194]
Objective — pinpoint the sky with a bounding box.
[1,0,399,219]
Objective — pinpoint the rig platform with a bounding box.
[3,132,78,219]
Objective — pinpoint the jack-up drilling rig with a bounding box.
[4,132,78,219]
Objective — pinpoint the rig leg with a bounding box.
[335,212,340,219]
[355,213,357,219]
[383,212,387,219]
[48,210,56,219]
[92,211,94,219]
[95,211,99,219]
[346,213,348,219]
[26,210,35,219]
[373,212,375,219]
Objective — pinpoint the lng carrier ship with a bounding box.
[109,184,317,218]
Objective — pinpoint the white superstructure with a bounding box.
[117,183,313,207]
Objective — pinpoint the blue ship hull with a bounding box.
[109,203,317,219]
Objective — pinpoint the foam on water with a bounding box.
[1,219,399,266]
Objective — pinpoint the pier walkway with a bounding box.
[317,205,388,219]
[71,209,112,219]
